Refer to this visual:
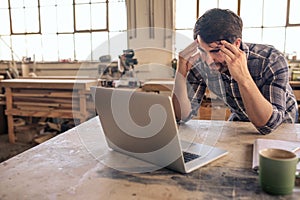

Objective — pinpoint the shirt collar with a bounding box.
[240,41,250,58]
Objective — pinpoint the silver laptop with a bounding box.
[91,86,228,173]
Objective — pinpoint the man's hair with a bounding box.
[193,8,243,44]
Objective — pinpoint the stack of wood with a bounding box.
[0,78,98,143]
[11,88,95,119]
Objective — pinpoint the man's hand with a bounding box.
[220,40,273,127]
[177,39,201,77]
[220,40,250,84]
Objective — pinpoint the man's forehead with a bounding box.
[199,37,222,49]
[208,41,222,48]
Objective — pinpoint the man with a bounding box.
[172,8,298,134]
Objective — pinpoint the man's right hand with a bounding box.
[177,39,201,77]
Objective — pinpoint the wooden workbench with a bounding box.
[0,78,98,143]
[0,117,299,199]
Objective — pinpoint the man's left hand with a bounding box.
[220,40,250,84]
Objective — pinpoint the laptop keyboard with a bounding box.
[182,151,201,163]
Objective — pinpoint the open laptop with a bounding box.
[91,87,228,173]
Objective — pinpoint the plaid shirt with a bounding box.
[186,42,298,134]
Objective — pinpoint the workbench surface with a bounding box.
[0,117,300,199]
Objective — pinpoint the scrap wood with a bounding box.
[13,118,26,127]
[34,133,56,144]
[46,122,61,132]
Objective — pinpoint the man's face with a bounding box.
[197,35,228,73]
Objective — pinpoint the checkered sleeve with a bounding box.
[256,54,297,134]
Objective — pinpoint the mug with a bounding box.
[259,148,299,195]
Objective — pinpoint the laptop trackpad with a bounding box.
[180,140,223,157]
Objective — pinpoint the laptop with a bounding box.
[91,86,228,173]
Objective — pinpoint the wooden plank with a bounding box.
[13,97,77,104]
[0,79,98,90]
[5,109,76,118]
[5,88,15,143]
[16,106,55,111]
[12,92,74,98]
[14,102,61,107]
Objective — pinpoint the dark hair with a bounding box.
[193,8,243,43]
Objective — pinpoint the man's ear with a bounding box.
[234,38,242,47]
[197,35,201,44]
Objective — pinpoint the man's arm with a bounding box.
[220,40,273,127]
[172,40,201,121]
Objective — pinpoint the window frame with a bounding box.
[286,0,300,26]
[8,0,109,35]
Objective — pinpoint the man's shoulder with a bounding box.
[244,42,285,60]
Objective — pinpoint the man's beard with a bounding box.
[209,62,228,73]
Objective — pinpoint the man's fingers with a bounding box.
[179,39,198,58]
[220,40,242,61]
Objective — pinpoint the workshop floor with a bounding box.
[0,134,36,163]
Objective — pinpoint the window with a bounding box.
[0,0,127,62]
[175,0,239,54]
[175,0,300,60]
[10,0,40,34]
[288,0,300,25]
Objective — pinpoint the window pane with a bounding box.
[198,0,237,17]
[218,0,238,13]
[0,0,8,8]
[40,6,57,33]
[199,0,218,16]
[40,0,56,6]
[26,34,42,61]
[11,8,26,33]
[286,27,300,59]
[289,0,300,24]
[263,0,286,27]
[91,32,109,61]
[11,35,26,61]
[240,0,263,27]
[24,0,38,7]
[11,4,39,33]
[242,28,262,44]
[57,5,74,32]
[0,36,12,60]
[75,33,91,61]
[91,0,106,2]
[57,0,73,6]
[10,0,23,8]
[75,0,90,3]
[0,9,10,34]
[175,30,194,55]
[109,1,127,31]
[262,27,285,51]
[75,4,91,30]
[58,34,74,60]
[24,7,39,32]
[91,3,107,29]
[176,0,197,29]
[75,0,106,3]
[42,34,59,61]
[108,31,128,60]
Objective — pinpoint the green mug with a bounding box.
[259,148,299,195]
